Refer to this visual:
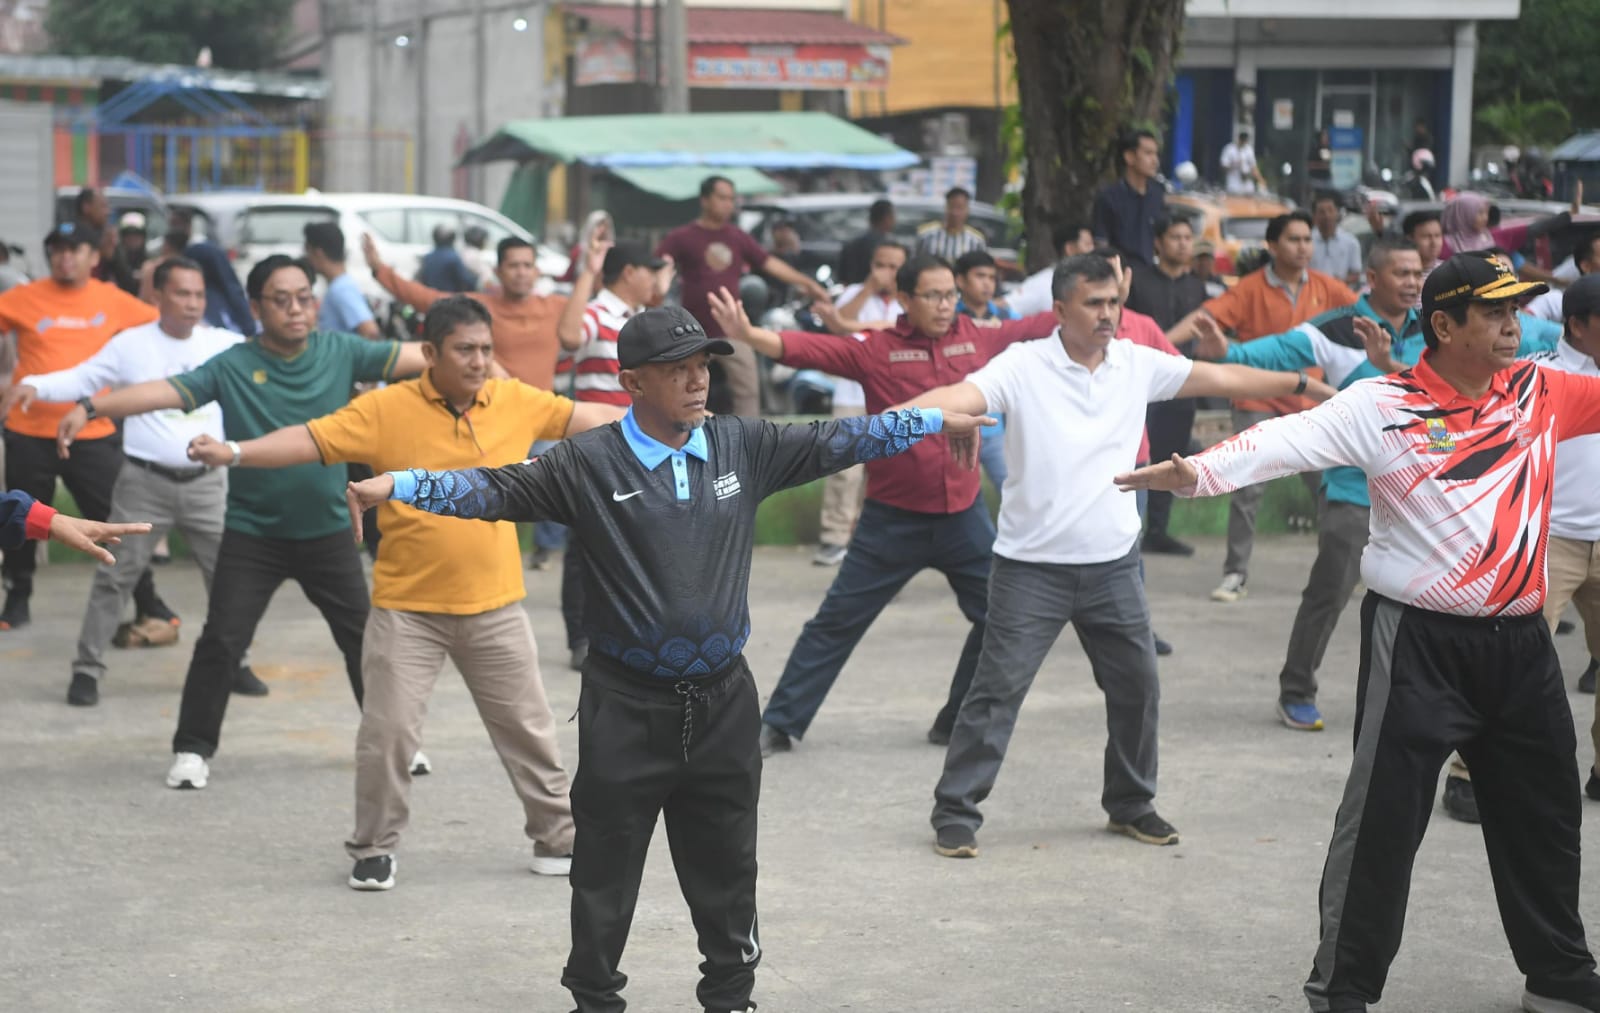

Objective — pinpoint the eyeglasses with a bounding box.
[912,289,959,307]
[264,292,317,312]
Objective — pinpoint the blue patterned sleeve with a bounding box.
[386,450,577,525]
[749,407,942,499]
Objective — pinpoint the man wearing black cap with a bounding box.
[347,305,995,1013]
[1118,253,1600,1013]
[554,234,672,668]
[0,221,173,632]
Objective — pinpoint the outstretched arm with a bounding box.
[566,401,628,436]
[752,406,994,497]
[1175,360,1337,403]
[362,233,446,313]
[57,380,188,458]
[760,255,827,303]
[187,426,320,469]
[0,489,151,564]
[706,286,789,360]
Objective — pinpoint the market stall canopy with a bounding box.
[608,166,782,201]
[459,112,918,171]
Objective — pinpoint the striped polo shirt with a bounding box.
[574,287,636,406]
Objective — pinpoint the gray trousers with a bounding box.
[1224,408,1324,577]
[1278,498,1370,706]
[74,463,227,681]
[932,546,1160,831]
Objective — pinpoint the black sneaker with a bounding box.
[1153,633,1174,657]
[1142,531,1195,557]
[349,854,395,891]
[1580,658,1598,695]
[933,824,979,858]
[926,724,951,746]
[231,666,269,697]
[138,597,181,628]
[1558,619,1577,636]
[758,724,792,758]
[1442,775,1480,823]
[1524,973,1600,1012]
[67,671,99,707]
[1587,769,1600,803]
[1107,811,1180,845]
[704,1004,757,1013]
[0,592,30,631]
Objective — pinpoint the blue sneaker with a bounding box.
[1278,701,1324,731]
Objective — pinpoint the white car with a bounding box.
[166,191,570,309]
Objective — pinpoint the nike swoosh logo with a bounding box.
[741,916,760,964]
[611,490,643,502]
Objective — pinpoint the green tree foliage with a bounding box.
[1475,0,1600,133]
[46,0,298,70]
[1475,97,1572,149]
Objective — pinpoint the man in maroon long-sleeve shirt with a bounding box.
[708,254,1057,754]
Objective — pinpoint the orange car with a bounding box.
[1164,192,1295,276]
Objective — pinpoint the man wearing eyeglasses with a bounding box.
[55,254,433,791]
[708,253,1059,754]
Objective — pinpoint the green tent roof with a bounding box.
[607,166,783,201]
[461,112,917,171]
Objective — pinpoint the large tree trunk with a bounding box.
[1005,0,1188,270]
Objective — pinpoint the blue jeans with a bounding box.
[762,497,995,739]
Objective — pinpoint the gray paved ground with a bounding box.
[2,535,1597,1012]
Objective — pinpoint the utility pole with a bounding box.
[659,0,689,114]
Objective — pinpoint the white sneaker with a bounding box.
[410,750,431,776]
[166,752,209,790]
[531,842,572,877]
[1210,572,1248,603]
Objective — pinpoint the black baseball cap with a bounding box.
[43,220,99,250]
[617,306,733,369]
[1565,274,1600,323]
[603,240,667,284]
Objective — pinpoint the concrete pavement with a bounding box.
[2,535,1596,1012]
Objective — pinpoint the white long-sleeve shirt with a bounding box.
[23,321,239,469]
[1183,353,1600,617]
[1521,339,1600,541]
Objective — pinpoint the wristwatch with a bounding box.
[1293,371,1310,395]
[226,440,243,467]
[77,396,98,419]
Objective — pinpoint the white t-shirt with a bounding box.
[1221,142,1258,194]
[968,334,1192,564]
[829,283,902,408]
[1525,287,1567,323]
[1006,266,1055,318]
[24,321,238,469]
[1523,340,1600,540]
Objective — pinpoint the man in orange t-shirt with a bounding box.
[1168,210,1357,603]
[0,222,170,632]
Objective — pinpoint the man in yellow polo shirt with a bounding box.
[187,296,626,891]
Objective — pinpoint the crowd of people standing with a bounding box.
[6,159,1600,1013]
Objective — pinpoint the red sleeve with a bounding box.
[24,501,56,541]
[738,229,769,271]
[778,330,873,378]
[1550,369,1600,441]
[1492,221,1532,255]
[1122,310,1181,355]
[986,311,1058,353]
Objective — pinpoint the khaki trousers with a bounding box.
[721,341,761,418]
[818,402,866,547]
[346,602,575,859]
[1543,535,1600,768]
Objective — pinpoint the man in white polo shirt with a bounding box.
[1532,274,1600,761]
[0,256,247,706]
[900,254,1334,857]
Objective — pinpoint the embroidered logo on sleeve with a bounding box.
[713,471,742,500]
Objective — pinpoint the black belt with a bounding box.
[126,455,210,483]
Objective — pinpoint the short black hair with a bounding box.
[868,199,894,227]
[1401,210,1442,237]
[953,249,997,276]
[700,175,734,199]
[496,236,535,266]
[1423,304,1468,351]
[1052,253,1118,302]
[1266,210,1314,244]
[246,254,315,302]
[771,219,798,235]
[302,221,345,262]
[869,238,907,263]
[161,227,191,252]
[1366,237,1419,272]
[432,224,456,247]
[1119,129,1158,158]
[153,255,203,292]
[896,253,953,296]
[944,187,971,203]
[1051,221,1091,255]
[1311,191,1341,213]
[73,187,98,214]
[1152,215,1191,239]
[1576,232,1600,269]
[421,294,493,348]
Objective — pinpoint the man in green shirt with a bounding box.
[59,254,430,790]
